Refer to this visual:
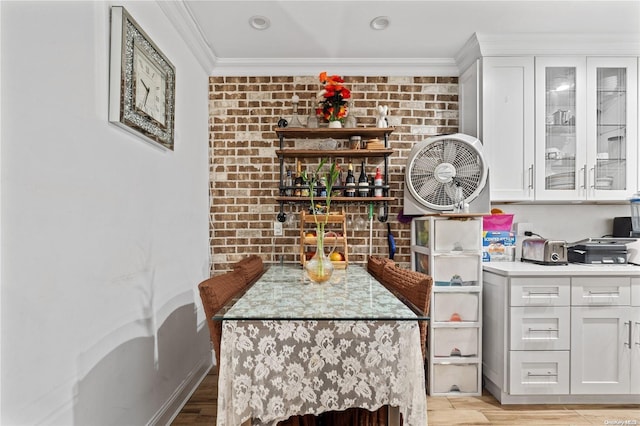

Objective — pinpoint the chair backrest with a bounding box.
[366,255,394,282]
[197,269,246,367]
[381,263,433,359]
[232,254,265,287]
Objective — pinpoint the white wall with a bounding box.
[1,1,211,424]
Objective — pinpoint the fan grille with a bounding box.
[407,137,486,210]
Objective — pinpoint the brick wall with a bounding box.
[209,75,458,273]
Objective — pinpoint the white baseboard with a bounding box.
[148,353,214,426]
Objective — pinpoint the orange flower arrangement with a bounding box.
[316,72,351,123]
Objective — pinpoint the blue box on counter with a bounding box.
[482,231,516,262]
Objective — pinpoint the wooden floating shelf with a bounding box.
[277,196,395,203]
[276,148,392,158]
[275,127,394,139]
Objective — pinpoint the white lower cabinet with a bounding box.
[483,264,640,404]
[571,306,632,394]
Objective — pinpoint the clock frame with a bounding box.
[109,6,175,150]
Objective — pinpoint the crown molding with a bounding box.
[209,57,460,77]
[456,32,640,71]
[157,0,217,73]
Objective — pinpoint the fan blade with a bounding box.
[416,177,440,199]
[443,141,457,164]
[455,162,481,178]
[414,151,440,174]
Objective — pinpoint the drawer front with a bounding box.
[433,255,480,286]
[510,277,570,307]
[434,219,480,252]
[432,363,479,394]
[509,351,569,395]
[432,327,480,358]
[510,307,570,350]
[571,277,631,306]
[432,292,480,322]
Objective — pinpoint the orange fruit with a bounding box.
[329,252,343,261]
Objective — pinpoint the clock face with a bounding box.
[133,45,167,126]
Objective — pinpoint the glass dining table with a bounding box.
[213,264,428,426]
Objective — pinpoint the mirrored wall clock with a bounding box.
[109,6,175,150]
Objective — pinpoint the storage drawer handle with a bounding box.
[635,322,640,347]
[526,291,559,296]
[527,372,557,377]
[587,290,620,296]
[625,321,632,348]
[528,328,559,333]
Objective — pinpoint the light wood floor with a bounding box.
[172,368,640,425]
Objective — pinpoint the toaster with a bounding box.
[521,238,568,265]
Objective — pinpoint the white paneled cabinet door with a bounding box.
[535,57,587,201]
[483,57,535,201]
[632,278,640,394]
[570,306,632,394]
[586,57,638,201]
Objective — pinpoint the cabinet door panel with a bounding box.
[483,57,535,201]
[509,350,569,395]
[571,276,631,306]
[570,306,631,394]
[535,57,587,201]
[510,306,570,351]
[510,277,571,306]
[586,57,638,200]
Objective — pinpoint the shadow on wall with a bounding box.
[73,303,211,425]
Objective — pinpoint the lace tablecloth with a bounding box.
[216,319,427,425]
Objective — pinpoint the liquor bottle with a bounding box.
[319,176,327,197]
[345,162,356,197]
[285,169,293,196]
[332,163,343,197]
[374,167,383,197]
[301,165,310,197]
[294,161,302,197]
[358,161,369,197]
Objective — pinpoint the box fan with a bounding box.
[403,133,490,215]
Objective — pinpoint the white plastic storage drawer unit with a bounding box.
[433,254,480,286]
[433,218,481,252]
[432,327,480,358]
[432,362,480,394]
[432,291,480,322]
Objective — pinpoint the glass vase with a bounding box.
[305,224,334,284]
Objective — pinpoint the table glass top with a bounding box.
[213,264,428,321]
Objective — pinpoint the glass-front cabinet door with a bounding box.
[535,57,586,200]
[535,57,637,201]
[586,57,637,201]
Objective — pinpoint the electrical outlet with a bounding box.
[514,222,533,236]
[273,221,283,236]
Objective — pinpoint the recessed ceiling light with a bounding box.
[249,15,270,30]
[370,16,390,30]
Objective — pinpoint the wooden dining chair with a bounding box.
[232,254,265,287]
[197,269,247,368]
[381,263,433,360]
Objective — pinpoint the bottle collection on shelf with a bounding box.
[283,160,385,199]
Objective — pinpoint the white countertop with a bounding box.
[483,261,640,276]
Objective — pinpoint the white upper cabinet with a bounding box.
[535,57,638,201]
[483,57,535,201]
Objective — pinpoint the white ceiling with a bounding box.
[162,0,640,75]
